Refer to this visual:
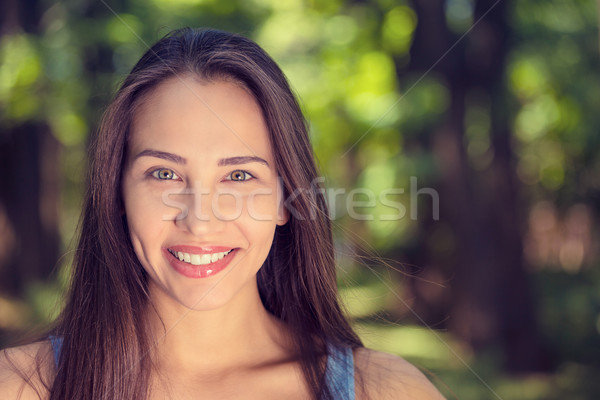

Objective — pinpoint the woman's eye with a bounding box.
[151,168,179,180]
[228,169,254,182]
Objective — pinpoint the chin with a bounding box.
[154,281,231,311]
[175,292,234,311]
[161,275,260,313]
[143,253,263,313]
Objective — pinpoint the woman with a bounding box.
[0,28,444,399]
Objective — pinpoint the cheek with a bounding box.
[237,211,278,267]
[236,188,280,259]
[208,187,280,223]
[241,187,281,222]
[124,190,158,230]
[122,181,170,258]
[123,174,180,222]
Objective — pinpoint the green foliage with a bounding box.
[0,35,43,123]
[509,0,600,196]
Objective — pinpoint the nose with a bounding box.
[173,185,239,236]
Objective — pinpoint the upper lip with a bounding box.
[165,245,236,254]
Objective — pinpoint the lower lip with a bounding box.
[163,248,238,279]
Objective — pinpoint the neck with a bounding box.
[146,279,292,375]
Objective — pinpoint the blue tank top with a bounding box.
[325,345,355,399]
[49,336,355,399]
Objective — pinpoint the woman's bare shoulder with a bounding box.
[0,341,53,399]
[353,347,445,400]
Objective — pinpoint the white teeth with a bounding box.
[169,249,233,266]
[190,254,201,265]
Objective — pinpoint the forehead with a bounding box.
[129,76,273,165]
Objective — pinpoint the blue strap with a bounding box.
[49,335,63,368]
[325,346,355,400]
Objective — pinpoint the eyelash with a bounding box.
[226,170,255,182]
[149,168,255,182]
[151,168,180,181]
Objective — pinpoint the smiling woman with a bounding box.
[122,77,286,310]
[0,28,443,399]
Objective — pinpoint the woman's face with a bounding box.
[121,76,287,311]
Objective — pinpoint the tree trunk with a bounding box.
[0,0,60,297]
[403,0,551,372]
[0,125,61,295]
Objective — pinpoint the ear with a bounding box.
[275,176,289,226]
[276,203,289,226]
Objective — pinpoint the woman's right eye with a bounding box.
[151,168,179,180]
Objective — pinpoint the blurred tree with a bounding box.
[401,0,549,372]
[0,0,61,298]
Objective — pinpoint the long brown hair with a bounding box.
[49,28,362,399]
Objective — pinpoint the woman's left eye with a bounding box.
[151,168,179,180]
[227,169,254,182]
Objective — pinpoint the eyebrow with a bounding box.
[218,156,269,168]
[134,149,269,167]
[134,149,186,164]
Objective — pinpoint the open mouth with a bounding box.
[167,248,235,266]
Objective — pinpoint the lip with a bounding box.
[162,246,238,279]
[167,245,234,254]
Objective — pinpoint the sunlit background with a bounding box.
[1,0,599,399]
